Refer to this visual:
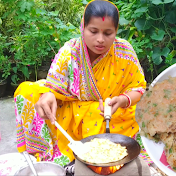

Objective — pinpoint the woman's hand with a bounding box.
[34,92,57,124]
[99,96,128,116]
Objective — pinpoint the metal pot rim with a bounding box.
[14,161,66,176]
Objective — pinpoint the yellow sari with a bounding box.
[14,3,146,166]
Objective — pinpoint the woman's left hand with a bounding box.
[99,96,128,116]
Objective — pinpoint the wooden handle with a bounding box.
[104,98,112,120]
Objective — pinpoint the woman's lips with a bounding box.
[95,45,105,51]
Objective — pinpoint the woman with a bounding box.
[14,0,146,166]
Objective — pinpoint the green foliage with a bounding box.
[0,34,11,80]
[112,0,176,83]
[0,56,11,80]
[0,0,81,84]
[42,0,84,27]
[1,0,176,85]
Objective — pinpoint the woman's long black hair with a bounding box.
[84,0,119,29]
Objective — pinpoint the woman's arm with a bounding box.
[99,91,142,116]
[119,91,142,107]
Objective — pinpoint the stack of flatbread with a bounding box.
[136,77,176,170]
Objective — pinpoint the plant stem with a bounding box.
[162,20,171,47]
[54,25,62,49]
[46,41,56,55]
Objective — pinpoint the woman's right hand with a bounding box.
[34,92,57,124]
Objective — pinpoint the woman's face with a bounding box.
[84,16,117,59]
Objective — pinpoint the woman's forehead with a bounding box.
[85,16,115,29]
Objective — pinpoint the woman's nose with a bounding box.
[97,33,104,43]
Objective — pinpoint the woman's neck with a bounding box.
[88,48,101,63]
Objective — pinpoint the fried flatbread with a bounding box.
[136,77,176,170]
[81,138,128,163]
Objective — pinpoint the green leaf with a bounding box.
[164,0,174,3]
[161,47,170,57]
[82,0,88,5]
[19,2,26,12]
[152,47,161,58]
[165,50,176,64]
[36,8,47,15]
[153,56,163,65]
[172,58,176,64]
[151,30,165,41]
[12,67,18,73]
[21,66,29,79]
[165,11,176,24]
[117,29,123,34]
[152,0,162,4]
[128,30,135,41]
[48,11,59,17]
[19,1,34,12]
[26,1,34,11]
[152,47,163,65]
[173,1,176,6]
[40,29,54,36]
[17,13,28,21]
[152,0,174,4]
[67,24,76,30]
[134,7,148,13]
[119,16,129,25]
[11,74,18,84]
[134,19,152,30]
[141,0,148,3]
[171,27,176,33]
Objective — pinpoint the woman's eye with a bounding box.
[104,33,112,36]
[90,31,97,34]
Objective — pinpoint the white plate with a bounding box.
[0,152,36,176]
[141,63,176,176]
[141,136,176,175]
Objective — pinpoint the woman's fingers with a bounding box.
[43,104,55,124]
[34,92,57,124]
[35,102,56,122]
[98,99,104,116]
[108,96,117,106]
[108,96,120,115]
[99,99,104,110]
[51,101,57,121]
[35,106,48,119]
[100,112,104,116]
